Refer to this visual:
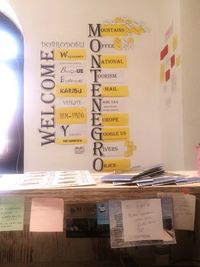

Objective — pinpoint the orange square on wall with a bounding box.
[170,55,175,68]
[165,69,170,82]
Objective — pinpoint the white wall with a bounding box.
[7,0,162,172]
[158,0,185,170]
[158,0,200,171]
[180,0,200,170]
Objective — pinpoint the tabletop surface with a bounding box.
[0,171,199,203]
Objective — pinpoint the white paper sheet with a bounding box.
[121,198,163,242]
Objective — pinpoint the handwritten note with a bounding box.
[158,193,196,230]
[30,198,64,232]
[0,197,24,231]
[121,199,163,242]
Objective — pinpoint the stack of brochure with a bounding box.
[0,170,96,190]
[101,165,200,186]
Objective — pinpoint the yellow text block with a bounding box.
[54,49,86,61]
[55,107,87,124]
[102,127,129,141]
[101,55,127,68]
[102,113,128,126]
[102,158,131,172]
[55,84,87,97]
[101,85,128,97]
[56,137,87,145]
[100,24,129,37]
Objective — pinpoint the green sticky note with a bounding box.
[0,197,24,231]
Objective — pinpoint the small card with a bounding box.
[0,197,24,231]
[30,198,64,232]
[158,193,196,231]
[96,202,109,225]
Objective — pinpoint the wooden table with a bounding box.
[0,171,198,267]
[0,171,199,203]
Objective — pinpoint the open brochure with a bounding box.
[0,170,96,190]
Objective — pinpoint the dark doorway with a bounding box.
[0,12,24,173]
